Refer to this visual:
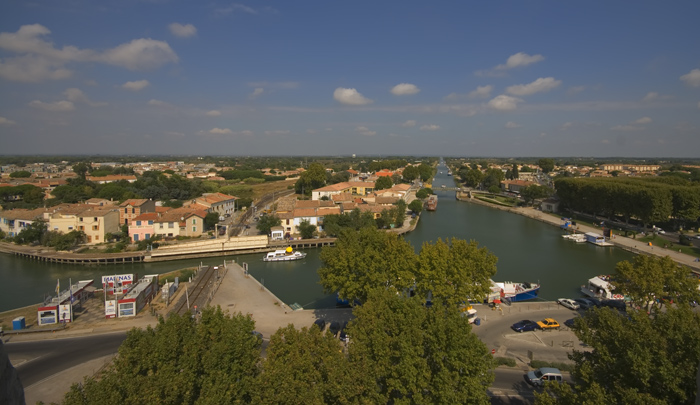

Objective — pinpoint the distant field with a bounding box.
[250,179,297,200]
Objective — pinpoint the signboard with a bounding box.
[105,300,117,318]
[102,274,134,294]
[59,304,72,323]
[38,309,57,325]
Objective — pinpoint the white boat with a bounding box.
[263,247,307,262]
[581,275,624,300]
[562,233,586,243]
[490,280,540,302]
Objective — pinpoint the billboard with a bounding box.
[105,300,117,318]
[102,274,134,294]
[59,304,72,323]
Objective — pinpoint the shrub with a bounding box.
[530,360,574,372]
[494,357,517,367]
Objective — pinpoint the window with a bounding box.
[125,208,128,214]
[192,218,196,224]
[168,222,174,228]
[79,217,83,222]
[136,220,141,226]
[192,226,197,232]
[131,208,135,214]
[159,223,164,229]
[148,220,153,225]
[79,226,84,231]
[68,226,73,230]
[145,234,150,240]
[92,225,98,231]
[134,234,140,241]
[94,217,97,221]
[95,235,99,241]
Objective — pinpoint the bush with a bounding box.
[494,357,517,367]
[530,360,574,372]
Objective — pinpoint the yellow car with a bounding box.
[537,318,560,330]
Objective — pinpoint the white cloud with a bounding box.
[680,68,700,87]
[476,52,544,76]
[147,99,166,106]
[0,117,16,125]
[401,120,417,128]
[420,124,440,131]
[487,95,523,111]
[567,86,585,95]
[205,110,221,116]
[390,83,420,96]
[468,85,493,99]
[0,24,178,82]
[121,80,150,91]
[264,130,290,135]
[641,91,672,102]
[355,126,376,136]
[505,121,521,129]
[63,88,106,106]
[633,116,652,124]
[334,87,373,105]
[0,55,72,82]
[28,100,75,112]
[250,87,264,98]
[169,23,197,38]
[506,77,562,96]
[209,128,233,135]
[611,124,643,131]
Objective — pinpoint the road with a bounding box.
[5,332,126,388]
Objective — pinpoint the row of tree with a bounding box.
[554,177,700,227]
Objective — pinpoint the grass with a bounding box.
[159,268,196,286]
[249,179,297,200]
[530,360,575,372]
[494,357,517,367]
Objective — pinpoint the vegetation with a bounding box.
[9,170,31,178]
[298,219,316,239]
[408,199,423,213]
[319,209,376,237]
[294,162,327,196]
[374,176,393,190]
[318,227,498,305]
[64,308,261,404]
[256,214,281,235]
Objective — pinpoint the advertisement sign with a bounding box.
[38,309,57,325]
[119,303,135,317]
[102,274,134,294]
[59,304,72,323]
[105,300,117,318]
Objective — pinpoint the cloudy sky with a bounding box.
[1,1,699,157]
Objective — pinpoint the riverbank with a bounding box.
[457,191,700,273]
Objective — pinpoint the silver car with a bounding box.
[557,298,580,310]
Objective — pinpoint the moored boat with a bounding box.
[426,194,438,211]
[263,247,307,262]
[491,280,540,302]
[581,275,624,300]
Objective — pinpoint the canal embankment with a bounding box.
[456,191,700,273]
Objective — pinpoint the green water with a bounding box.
[0,165,635,312]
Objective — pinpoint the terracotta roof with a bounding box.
[0,208,48,221]
[278,212,294,220]
[80,208,117,217]
[331,192,353,202]
[313,183,351,192]
[295,200,321,208]
[133,212,160,221]
[293,208,317,217]
[375,170,393,177]
[376,196,399,205]
[320,200,335,207]
[155,206,171,213]
[120,199,150,207]
[199,192,237,204]
[318,207,341,215]
[341,202,357,212]
[390,184,411,192]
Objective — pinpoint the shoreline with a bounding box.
[456,191,700,273]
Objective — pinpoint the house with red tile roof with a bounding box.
[184,192,237,217]
[119,199,156,226]
[311,181,375,201]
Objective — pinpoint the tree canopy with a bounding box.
[256,214,281,235]
[374,176,393,191]
[295,162,327,196]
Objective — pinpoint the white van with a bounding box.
[526,367,563,387]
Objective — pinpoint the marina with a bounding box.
[0,165,639,312]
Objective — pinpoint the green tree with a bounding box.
[612,255,700,311]
[539,306,700,405]
[256,214,281,235]
[463,168,484,188]
[374,176,393,191]
[298,219,316,239]
[417,163,434,182]
[319,227,417,304]
[408,199,423,213]
[13,220,47,244]
[72,162,91,179]
[512,163,519,180]
[482,168,505,190]
[520,184,553,205]
[537,158,555,173]
[64,307,261,404]
[254,324,362,404]
[9,170,31,178]
[295,162,327,196]
[203,212,220,230]
[416,188,430,199]
[349,289,494,404]
[321,209,376,237]
[402,165,419,181]
[414,238,498,305]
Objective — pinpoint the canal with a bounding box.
[0,164,636,312]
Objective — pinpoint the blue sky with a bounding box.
[1,1,699,157]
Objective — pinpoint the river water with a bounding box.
[0,165,635,312]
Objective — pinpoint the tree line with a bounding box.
[554,177,700,228]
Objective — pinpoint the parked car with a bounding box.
[564,318,576,328]
[511,319,540,333]
[526,367,564,387]
[557,298,580,310]
[586,297,602,307]
[329,321,341,336]
[573,298,594,310]
[537,318,560,330]
[602,299,627,312]
[313,319,326,331]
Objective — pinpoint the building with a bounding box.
[500,180,537,193]
[86,175,138,184]
[152,207,208,238]
[184,192,237,217]
[128,212,159,242]
[0,208,47,237]
[311,181,375,201]
[77,208,120,244]
[119,199,156,226]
